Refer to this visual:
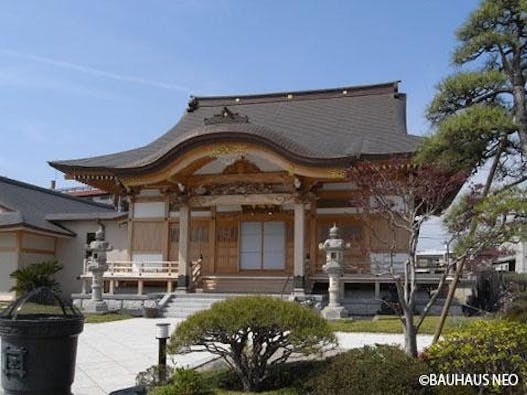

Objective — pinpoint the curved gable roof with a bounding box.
[50,81,422,174]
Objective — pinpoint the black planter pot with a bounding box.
[0,288,84,395]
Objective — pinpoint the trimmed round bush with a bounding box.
[168,296,336,392]
[302,345,431,395]
[424,320,527,394]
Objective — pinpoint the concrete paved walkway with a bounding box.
[72,318,433,394]
[0,318,434,394]
[74,318,210,395]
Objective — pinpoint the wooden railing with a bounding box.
[82,260,180,278]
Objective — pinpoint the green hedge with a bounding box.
[424,320,527,394]
[302,345,431,395]
[148,368,214,395]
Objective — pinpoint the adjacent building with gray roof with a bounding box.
[0,176,128,300]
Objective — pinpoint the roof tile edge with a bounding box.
[188,81,400,110]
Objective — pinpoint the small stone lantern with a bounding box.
[319,224,350,319]
[84,223,112,313]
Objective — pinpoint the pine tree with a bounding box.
[417,0,527,342]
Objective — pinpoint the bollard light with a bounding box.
[156,323,170,384]
[156,322,170,339]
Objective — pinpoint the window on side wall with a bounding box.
[85,232,96,258]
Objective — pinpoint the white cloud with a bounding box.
[0,49,190,92]
[0,66,135,101]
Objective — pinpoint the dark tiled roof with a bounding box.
[45,212,127,221]
[0,176,117,235]
[50,81,422,172]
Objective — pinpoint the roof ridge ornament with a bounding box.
[204,107,249,125]
[187,97,199,112]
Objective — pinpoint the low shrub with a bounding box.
[148,385,177,395]
[9,260,63,295]
[302,345,431,395]
[202,361,324,393]
[147,368,214,395]
[502,272,527,292]
[136,364,175,389]
[201,368,242,392]
[468,269,502,312]
[172,368,214,395]
[424,320,527,394]
[503,291,527,323]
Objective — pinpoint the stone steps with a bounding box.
[160,293,461,319]
[161,293,286,319]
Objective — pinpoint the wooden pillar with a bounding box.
[210,206,216,274]
[137,279,144,295]
[374,281,381,299]
[109,280,115,295]
[177,203,191,291]
[309,197,317,286]
[167,280,173,293]
[127,197,135,260]
[163,194,170,260]
[293,202,306,294]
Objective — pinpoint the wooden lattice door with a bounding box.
[215,219,239,273]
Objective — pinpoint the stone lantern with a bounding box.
[84,223,112,313]
[319,224,350,319]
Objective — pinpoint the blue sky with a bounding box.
[0,1,480,249]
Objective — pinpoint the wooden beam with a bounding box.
[317,190,362,199]
[189,193,296,207]
[119,142,348,187]
[182,171,293,187]
[178,156,216,176]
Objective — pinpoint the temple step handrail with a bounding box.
[191,256,203,289]
[280,275,292,299]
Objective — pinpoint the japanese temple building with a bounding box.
[50,81,439,296]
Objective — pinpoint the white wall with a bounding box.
[21,233,55,251]
[133,202,166,218]
[19,253,55,267]
[0,250,17,301]
[55,220,128,296]
[515,241,527,273]
[0,232,57,300]
[0,233,16,248]
[0,232,17,300]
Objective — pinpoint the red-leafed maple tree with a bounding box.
[348,158,466,357]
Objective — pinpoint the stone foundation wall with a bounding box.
[72,293,162,316]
